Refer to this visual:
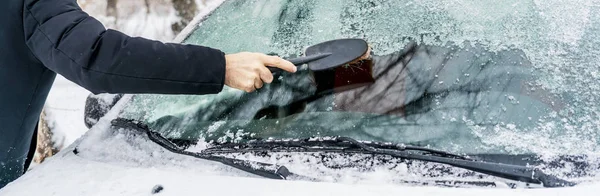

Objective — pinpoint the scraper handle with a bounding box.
[268,53,332,74]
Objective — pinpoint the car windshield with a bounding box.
[119,0,600,155]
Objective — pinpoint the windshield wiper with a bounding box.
[202,137,469,160]
[203,137,576,188]
[110,118,576,188]
[337,137,575,188]
[110,118,315,181]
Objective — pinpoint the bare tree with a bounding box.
[34,109,63,164]
[145,0,151,14]
[107,0,118,20]
[171,0,201,34]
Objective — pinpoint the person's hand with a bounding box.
[224,52,296,92]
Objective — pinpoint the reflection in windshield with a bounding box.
[121,41,564,154]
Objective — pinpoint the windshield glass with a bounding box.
[120,0,600,155]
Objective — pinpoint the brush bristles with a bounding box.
[311,45,374,94]
[348,46,372,65]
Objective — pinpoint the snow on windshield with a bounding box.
[118,0,600,181]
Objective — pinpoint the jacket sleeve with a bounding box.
[22,0,226,95]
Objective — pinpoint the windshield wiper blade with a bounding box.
[335,137,576,188]
[204,137,470,160]
[110,118,315,181]
[204,137,576,188]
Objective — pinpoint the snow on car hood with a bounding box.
[2,153,600,196]
[2,132,600,196]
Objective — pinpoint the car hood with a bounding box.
[1,146,599,196]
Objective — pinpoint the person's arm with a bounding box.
[22,0,295,95]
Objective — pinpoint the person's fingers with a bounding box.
[254,77,263,89]
[224,52,297,93]
[257,66,274,83]
[260,54,297,73]
[244,81,255,93]
[243,73,258,93]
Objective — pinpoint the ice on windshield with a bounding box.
[120,0,600,161]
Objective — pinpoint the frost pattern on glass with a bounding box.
[123,0,600,168]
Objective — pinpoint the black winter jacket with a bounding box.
[0,0,226,188]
